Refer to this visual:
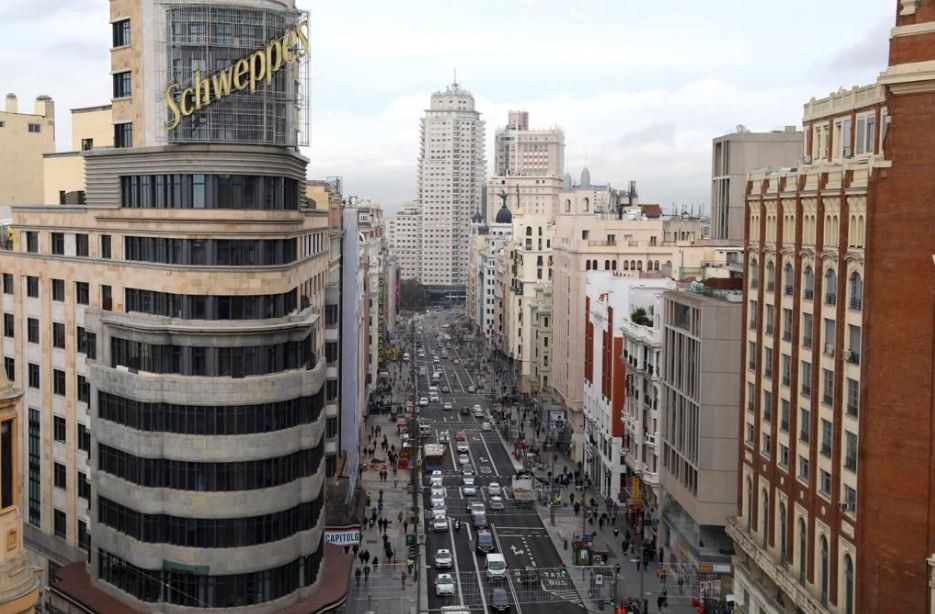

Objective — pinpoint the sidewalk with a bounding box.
[342,411,421,614]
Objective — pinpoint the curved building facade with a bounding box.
[1,1,333,612]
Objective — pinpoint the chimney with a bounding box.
[34,95,54,118]
[4,94,17,114]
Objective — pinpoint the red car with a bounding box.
[455,431,466,442]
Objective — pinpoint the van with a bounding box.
[485,553,507,580]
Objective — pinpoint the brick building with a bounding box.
[728,2,935,612]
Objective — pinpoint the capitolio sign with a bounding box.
[164,19,309,130]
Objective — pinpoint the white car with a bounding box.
[481,421,491,431]
[489,495,505,511]
[458,453,470,465]
[431,486,447,499]
[438,431,450,443]
[453,358,460,365]
[431,494,446,509]
[429,394,440,403]
[434,549,453,570]
[467,385,476,393]
[462,477,477,496]
[435,572,456,596]
[419,397,428,407]
[443,401,453,411]
[430,470,444,486]
[456,441,470,453]
[432,500,447,515]
[473,405,484,418]
[487,482,502,497]
[471,501,486,516]
[432,515,449,532]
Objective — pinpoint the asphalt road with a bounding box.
[393,308,585,614]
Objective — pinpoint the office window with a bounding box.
[26,276,39,297]
[819,470,832,497]
[2,274,11,295]
[112,19,131,47]
[53,369,66,396]
[54,462,66,489]
[798,456,809,483]
[51,232,65,255]
[113,71,132,98]
[846,377,859,417]
[822,368,834,405]
[821,419,832,457]
[27,318,39,343]
[845,431,858,471]
[779,444,789,468]
[78,472,90,500]
[114,122,133,148]
[102,285,112,310]
[53,322,65,349]
[780,399,790,432]
[52,278,65,301]
[101,235,112,259]
[77,375,90,403]
[76,281,89,305]
[81,138,93,151]
[800,408,810,443]
[28,364,39,389]
[76,234,89,257]
[78,424,91,453]
[54,416,67,443]
[3,358,13,383]
[0,419,11,509]
[2,314,12,338]
[25,232,37,253]
[28,124,41,134]
[54,509,66,539]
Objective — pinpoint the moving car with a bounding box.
[430,470,444,486]
[455,431,466,441]
[453,358,460,365]
[438,431,450,443]
[402,352,411,362]
[419,397,428,407]
[490,587,511,612]
[429,393,440,403]
[489,495,505,511]
[460,406,471,416]
[435,573,456,597]
[462,466,475,477]
[458,453,470,465]
[481,421,491,431]
[485,553,507,580]
[475,529,495,553]
[473,405,484,418]
[487,482,502,497]
[470,501,486,516]
[443,401,453,411]
[431,493,446,509]
[472,512,489,529]
[441,385,451,393]
[467,385,476,393]
[465,496,478,513]
[456,441,469,453]
[434,549,453,570]
[432,515,449,532]
[431,486,447,498]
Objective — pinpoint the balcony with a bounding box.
[587,239,617,247]
[825,292,837,306]
[804,289,814,301]
[822,393,833,406]
[820,444,831,458]
[823,344,835,357]
[766,281,775,292]
[783,285,794,296]
[782,330,792,342]
[766,324,774,336]
[850,297,863,311]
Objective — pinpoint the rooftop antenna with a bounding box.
[453,68,458,87]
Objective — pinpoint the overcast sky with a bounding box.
[0,0,893,216]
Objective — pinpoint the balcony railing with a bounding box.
[767,281,776,292]
[802,385,811,398]
[850,297,862,311]
[782,330,792,342]
[783,285,794,296]
[846,350,860,365]
[766,324,774,336]
[764,368,773,379]
[820,444,831,458]
[825,292,837,306]
[846,402,859,417]
[803,336,812,349]
[845,454,857,471]
[823,393,833,406]
[824,344,835,357]
[782,375,791,387]
[803,289,814,301]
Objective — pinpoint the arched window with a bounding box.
[583,197,590,211]
[849,272,862,310]
[624,261,630,271]
[761,489,769,547]
[565,199,571,212]
[820,535,829,605]
[637,261,643,271]
[526,226,533,236]
[803,266,814,300]
[779,503,787,564]
[783,263,794,295]
[604,260,610,270]
[844,553,854,614]
[538,227,543,236]
[585,261,591,271]
[654,260,660,271]
[750,259,759,289]
[631,260,637,270]
[745,477,753,530]
[798,518,807,582]
[592,260,598,270]
[611,261,617,271]
[825,269,837,305]
[766,261,775,291]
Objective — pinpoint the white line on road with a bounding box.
[469,542,489,612]
[446,518,465,605]
[490,523,524,614]
[479,433,501,478]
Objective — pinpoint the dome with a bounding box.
[580,167,591,188]
[471,211,483,223]
[562,173,573,190]
[495,204,512,224]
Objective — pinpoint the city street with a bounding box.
[396,308,587,614]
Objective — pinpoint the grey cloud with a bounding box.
[616,122,676,147]
[824,18,890,74]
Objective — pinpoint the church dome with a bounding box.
[495,204,512,224]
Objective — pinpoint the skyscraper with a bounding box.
[494,110,564,179]
[417,82,485,297]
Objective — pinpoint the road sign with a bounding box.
[594,574,603,585]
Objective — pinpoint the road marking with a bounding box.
[445,518,465,605]
[469,541,489,612]
[490,523,524,614]
[510,545,524,556]
[479,430,501,477]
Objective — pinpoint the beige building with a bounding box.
[387,201,423,281]
[550,172,704,457]
[43,105,113,205]
[494,110,564,178]
[710,126,803,242]
[659,283,742,588]
[0,371,41,614]
[0,94,56,206]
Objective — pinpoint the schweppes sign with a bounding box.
[164,19,309,131]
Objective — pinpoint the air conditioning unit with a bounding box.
[825,344,835,356]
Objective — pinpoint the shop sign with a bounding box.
[325,528,362,545]
[164,19,309,130]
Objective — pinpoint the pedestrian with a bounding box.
[398,510,403,523]
[364,565,371,582]
[403,519,409,533]
[613,527,620,538]
[401,571,407,588]
[355,567,361,584]
[372,556,378,569]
